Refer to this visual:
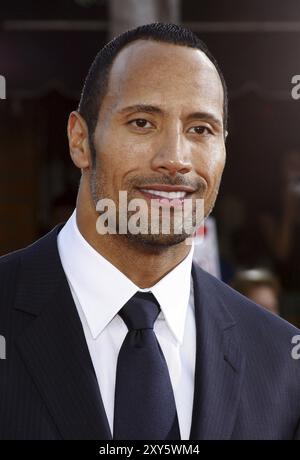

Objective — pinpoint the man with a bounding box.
[1,23,300,440]
[231,268,280,316]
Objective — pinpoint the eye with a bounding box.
[128,118,153,129]
[188,126,213,136]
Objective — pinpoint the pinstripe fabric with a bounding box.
[1,224,300,439]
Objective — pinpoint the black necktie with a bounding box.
[113,291,181,440]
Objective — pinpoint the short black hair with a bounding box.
[78,22,228,160]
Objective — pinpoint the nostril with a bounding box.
[161,159,192,172]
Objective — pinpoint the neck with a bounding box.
[75,177,192,288]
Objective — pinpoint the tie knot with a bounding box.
[119,291,160,331]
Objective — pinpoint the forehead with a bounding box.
[101,40,224,118]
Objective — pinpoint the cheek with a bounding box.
[95,135,146,189]
[194,144,226,187]
[98,124,148,161]
[209,142,226,174]
[214,151,226,179]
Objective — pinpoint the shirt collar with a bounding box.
[57,210,194,344]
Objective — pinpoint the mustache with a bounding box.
[128,174,207,194]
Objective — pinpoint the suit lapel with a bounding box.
[189,264,245,440]
[13,225,244,440]
[14,225,112,440]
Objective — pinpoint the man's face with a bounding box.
[89,40,226,247]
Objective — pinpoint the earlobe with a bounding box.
[67,111,90,169]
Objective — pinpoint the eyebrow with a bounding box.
[117,104,163,115]
[117,104,223,128]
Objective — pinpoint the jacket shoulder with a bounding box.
[0,225,63,315]
[0,248,23,287]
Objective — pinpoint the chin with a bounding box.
[123,231,190,250]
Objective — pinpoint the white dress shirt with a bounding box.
[57,209,196,440]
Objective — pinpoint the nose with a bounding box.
[151,126,192,176]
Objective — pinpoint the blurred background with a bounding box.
[1,0,300,325]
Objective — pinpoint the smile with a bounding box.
[139,189,187,199]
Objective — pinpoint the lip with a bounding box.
[137,184,196,193]
[137,187,194,207]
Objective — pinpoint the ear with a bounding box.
[67,111,91,169]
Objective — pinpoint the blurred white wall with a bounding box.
[109,0,180,38]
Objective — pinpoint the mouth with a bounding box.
[137,185,196,205]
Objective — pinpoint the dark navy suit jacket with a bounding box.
[1,224,300,440]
